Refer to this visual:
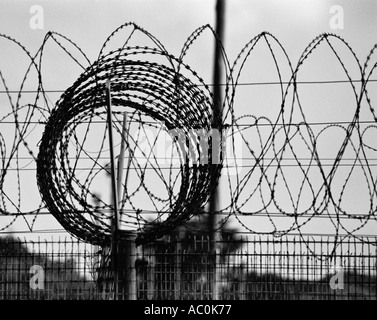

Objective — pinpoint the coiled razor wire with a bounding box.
[0,23,377,249]
[36,46,222,245]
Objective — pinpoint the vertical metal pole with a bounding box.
[117,112,127,299]
[116,111,137,300]
[208,0,225,300]
[117,112,128,206]
[105,79,119,300]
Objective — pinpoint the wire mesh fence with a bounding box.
[0,234,376,300]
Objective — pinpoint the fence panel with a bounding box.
[0,235,375,300]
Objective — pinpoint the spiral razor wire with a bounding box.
[0,23,377,247]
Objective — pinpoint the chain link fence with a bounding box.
[0,235,376,300]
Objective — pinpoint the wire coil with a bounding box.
[36,46,222,245]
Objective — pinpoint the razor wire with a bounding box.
[1,23,377,246]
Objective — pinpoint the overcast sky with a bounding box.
[1,0,377,241]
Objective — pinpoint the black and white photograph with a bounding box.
[0,0,376,309]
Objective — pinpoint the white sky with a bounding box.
[1,0,377,242]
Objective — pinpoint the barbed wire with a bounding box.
[1,23,377,247]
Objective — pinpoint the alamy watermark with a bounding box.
[29,265,45,290]
[129,126,244,175]
[29,5,44,30]
[329,5,344,30]
[329,265,344,290]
